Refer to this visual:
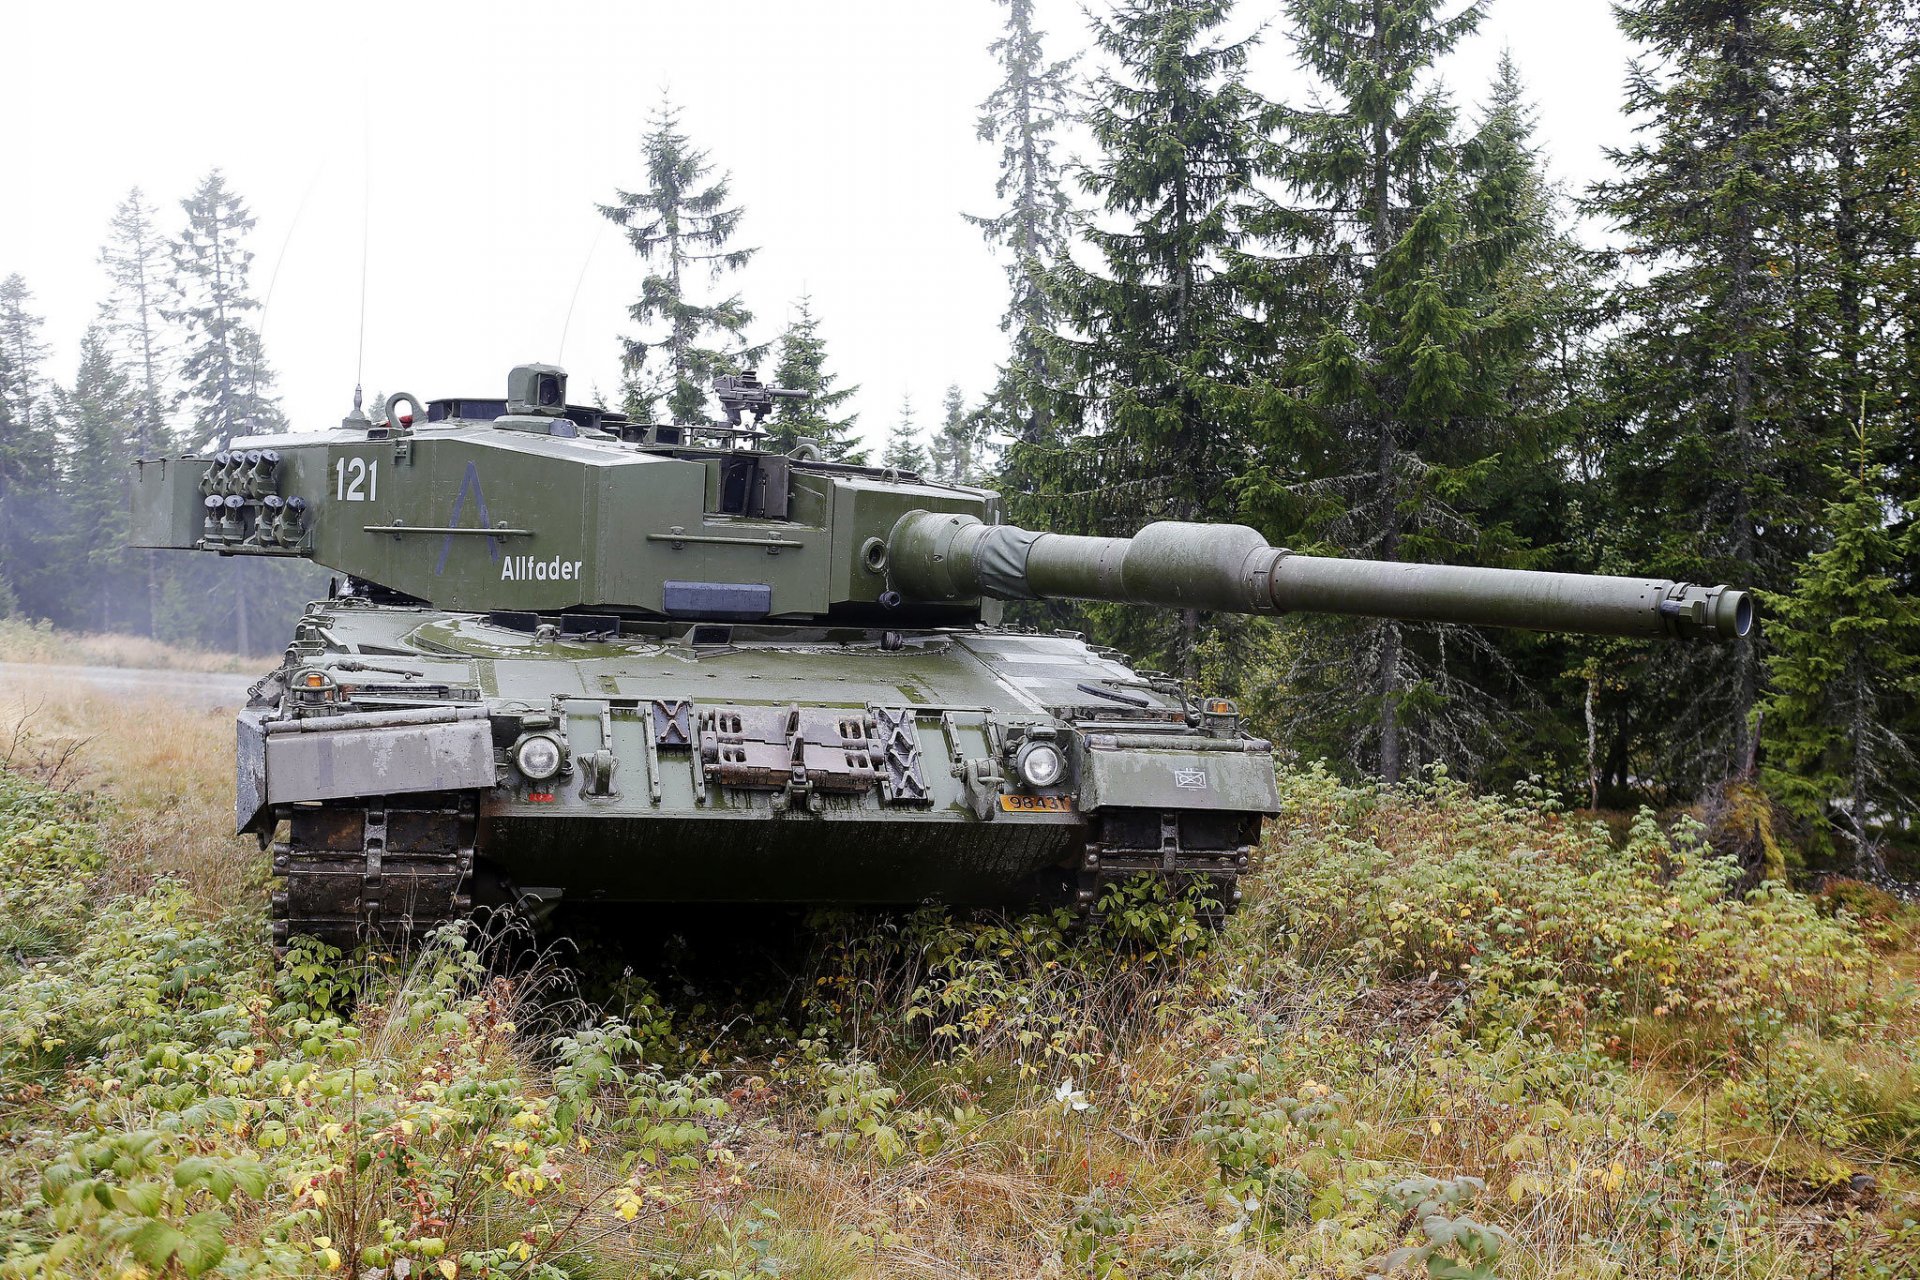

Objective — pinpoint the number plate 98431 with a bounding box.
[999,794,1074,813]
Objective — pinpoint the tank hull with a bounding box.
[250,600,1277,945]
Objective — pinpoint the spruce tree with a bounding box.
[169,170,285,449]
[1761,435,1919,877]
[1252,2,1580,782]
[99,187,176,636]
[766,295,864,462]
[931,384,990,484]
[55,328,139,633]
[1588,1,1812,788]
[881,395,929,474]
[600,98,762,424]
[0,274,50,438]
[967,0,1077,453]
[1039,0,1278,677]
[169,170,290,655]
[0,275,58,620]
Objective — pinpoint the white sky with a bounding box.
[4,1,1634,456]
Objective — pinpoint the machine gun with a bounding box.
[712,371,809,429]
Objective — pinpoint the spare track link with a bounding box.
[271,794,477,953]
[1076,808,1258,921]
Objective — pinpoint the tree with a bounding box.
[0,275,58,619]
[1587,1,1813,788]
[1036,0,1279,678]
[766,295,864,462]
[0,274,50,438]
[931,384,990,484]
[1761,437,1920,877]
[100,187,177,635]
[55,328,139,633]
[881,395,929,474]
[169,170,285,449]
[1246,2,1584,782]
[600,97,761,424]
[967,0,1078,454]
[169,170,289,655]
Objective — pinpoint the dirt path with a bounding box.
[0,660,257,710]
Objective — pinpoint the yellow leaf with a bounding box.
[321,1247,342,1272]
[1429,1118,1443,1136]
[437,1263,458,1280]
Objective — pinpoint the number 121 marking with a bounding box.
[335,458,378,502]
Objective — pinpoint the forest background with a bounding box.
[0,0,1915,875]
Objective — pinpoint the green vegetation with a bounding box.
[2,758,1915,1278]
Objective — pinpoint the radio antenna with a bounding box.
[557,218,607,368]
[355,97,371,399]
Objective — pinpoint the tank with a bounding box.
[130,364,1751,949]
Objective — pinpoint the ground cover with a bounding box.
[0,694,1914,1278]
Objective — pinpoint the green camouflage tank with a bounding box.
[131,365,1751,949]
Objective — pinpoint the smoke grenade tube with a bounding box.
[887,512,1751,642]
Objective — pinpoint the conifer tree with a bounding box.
[1588,1,1811,787]
[1039,0,1278,677]
[100,187,176,635]
[0,275,57,620]
[766,295,864,462]
[55,328,138,633]
[1250,2,1581,781]
[967,0,1077,453]
[1761,433,1920,877]
[0,274,50,439]
[169,170,289,654]
[169,170,285,449]
[881,395,929,474]
[600,98,762,424]
[931,384,990,484]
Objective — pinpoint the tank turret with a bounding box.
[127,363,1754,951]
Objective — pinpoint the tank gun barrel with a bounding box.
[888,512,1751,641]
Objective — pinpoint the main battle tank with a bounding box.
[131,364,1751,949]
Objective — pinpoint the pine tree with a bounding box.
[169,170,285,449]
[881,396,929,474]
[967,0,1077,453]
[931,384,990,484]
[1588,1,1813,788]
[1761,433,1920,877]
[0,275,58,619]
[1037,0,1279,678]
[55,328,139,633]
[766,295,864,462]
[100,187,176,636]
[600,97,762,424]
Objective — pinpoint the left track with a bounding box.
[270,794,478,952]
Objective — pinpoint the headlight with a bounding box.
[514,734,563,781]
[1015,741,1065,788]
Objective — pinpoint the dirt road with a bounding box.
[0,661,257,710]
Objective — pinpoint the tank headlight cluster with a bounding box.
[1015,740,1065,789]
[514,733,564,781]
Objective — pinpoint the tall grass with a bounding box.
[0,720,1915,1277]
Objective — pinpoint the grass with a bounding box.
[0,699,1916,1279]
[0,617,249,674]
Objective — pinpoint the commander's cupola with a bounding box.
[495,364,578,437]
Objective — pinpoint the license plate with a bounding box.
[999,794,1074,813]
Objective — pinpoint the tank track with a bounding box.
[270,794,477,953]
[1075,808,1258,920]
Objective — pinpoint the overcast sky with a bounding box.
[5,1,1635,456]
